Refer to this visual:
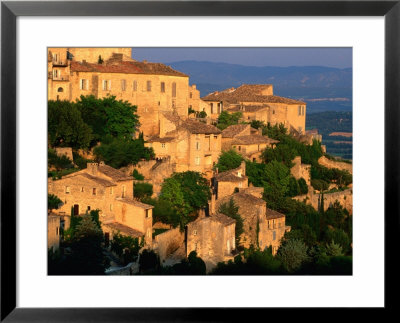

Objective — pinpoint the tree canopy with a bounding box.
[216,111,243,130]
[215,149,243,173]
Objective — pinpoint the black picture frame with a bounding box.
[1,0,399,321]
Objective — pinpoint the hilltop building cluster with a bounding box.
[47,48,315,271]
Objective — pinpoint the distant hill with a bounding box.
[168,61,352,113]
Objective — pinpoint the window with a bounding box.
[92,188,96,195]
[80,79,88,90]
[145,209,150,218]
[161,143,166,148]
[298,106,301,116]
[214,135,218,139]
[172,82,176,97]
[193,230,197,236]
[196,142,200,150]
[161,82,165,93]
[133,80,137,91]
[110,204,113,211]
[102,80,111,91]
[56,227,59,236]
[210,103,214,114]
[87,206,91,211]
[81,187,84,192]
[110,187,113,195]
[238,146,241,151]
[146,80,152,91]
[122,186,126,198]
[53,53,58,62]
[57,87,64,92]
[190,92,192,99]
[302,106,305,116]
[53,70,59,78]
[121,79,126,91]
[272,110,275,115]
[273,231,276,241]
[195,157,200,165]
[65,186,70,194]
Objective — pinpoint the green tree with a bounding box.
[111,232,143,265]
[48,194,62,213]
[132,169,145,180]
[75,95,139,142]
[216,111,242,130]
[197,111,207,118]
[278,239,309,273]
[63,213,108,275]
[134,182,153,200]
[288,176,300,197]
[218,198,244,246]
[48,100,92,149]
[298,178,309,195]
[215,149,243,172]
[172,251,206,275]
[94,137,154,168]
[139,249,160,273]
[262,160,290,210]
[326,240,344,257]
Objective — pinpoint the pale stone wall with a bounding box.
[55,147,73,162]
[152,228,185,263]
[293,188,353,214]
[318,156,353,174]
[68,48,132,63]
[290,156,311,185]
[186,217,235,271]
[258,217,286,255]
[217,179,248,199]
[48,215,61,251]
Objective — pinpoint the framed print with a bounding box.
[1,0,399,321]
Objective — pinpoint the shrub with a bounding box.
[134,182,153,200]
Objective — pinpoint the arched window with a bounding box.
[57,87,63,92]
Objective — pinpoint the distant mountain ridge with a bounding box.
[168,61,352,113]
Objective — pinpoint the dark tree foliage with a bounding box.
[134,182,153,200]
[72,151,92,169]
[48,194,62,213]
[132,169,145,180]
[48,100,92,149]
[94,137,154,168]
[197,111,207,118]
[288,176,301,197]
[48,149,74,170]
[218,198,244,245]
[311,179,330,192]
[170,251,206,275]
[215,149,243,172]
[111,233,143,265]
[298,178,309,195]
[277,239,309,273]
[311,164,352,187]
[142,197,181,228]
[216,111,243,130]
[75,95,139,143]
[139,249,160,273]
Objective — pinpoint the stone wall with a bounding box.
[318,156,353,174]
[290,156,311,185]
[293,188,353,214]
[55,147,73,162]
[48,215,60,251]
[152,228,185,263]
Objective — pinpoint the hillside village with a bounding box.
[48,48,353,275]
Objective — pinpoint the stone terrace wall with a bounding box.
[293,188,353,214]
[55,147,73,161]
[318,156,352,174]
[152,228,185,263]
[290,156,311,185]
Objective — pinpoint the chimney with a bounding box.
[240,161,246,176]
[87,162,99,175]
[209,194,216,215]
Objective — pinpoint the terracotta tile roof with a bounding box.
[266,208,285,220]
[202,84,305,105]
[212,213,236,226]
[231,134,279,145]
[74,173,116,187]
[70,60,188,77]
[103,222,144,238]
[216,169,248,183]
[221,124,250,138]
[98,164,132,182]
[146,136,176,143]
[116,197,154,209]
[179,120,221,135]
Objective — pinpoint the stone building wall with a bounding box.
[290,156,311,185]
[152,228,185,263]
[318,156,353,174]
[55,147,73,162]
[258,217,286,254]
[68,48,132,63]
[48,215,61,251]
[217,179,248,200]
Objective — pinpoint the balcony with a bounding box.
[52,60,68,67]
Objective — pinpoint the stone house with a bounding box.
[145,113,222,177]
[186,212,236,271]
[202,84,307,134]
[221,124,279,162]
[259,209,289,255]
[48,214,61,251]
[214,161,248,199]
[290,156,311,186]
[47,48,203,139]
[48,162,154,245]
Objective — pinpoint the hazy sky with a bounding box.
[131,48,352,69]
